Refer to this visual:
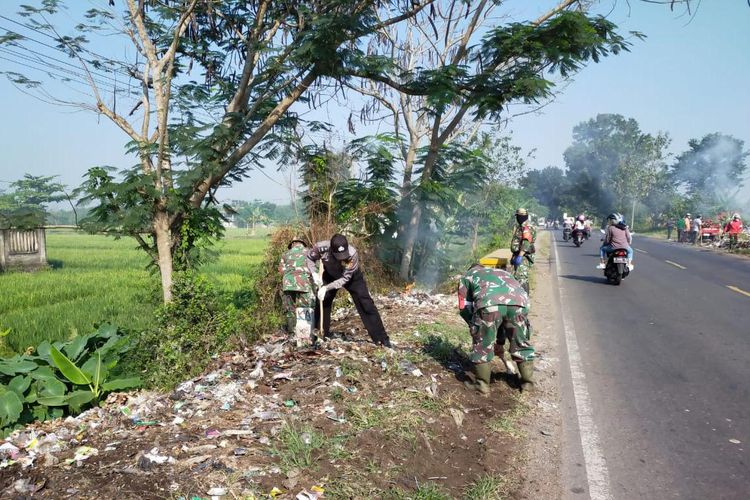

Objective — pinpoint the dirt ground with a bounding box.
[0,288,538,499]
[516,231,563,499]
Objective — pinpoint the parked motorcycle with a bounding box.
[604,248,630,285]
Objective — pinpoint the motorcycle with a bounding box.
[562,225,572,241]
[604,248,630,285]
[572,229,584,247]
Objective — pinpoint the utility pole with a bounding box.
[631,199,637,231]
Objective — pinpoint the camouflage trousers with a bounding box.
[469,305,534,364]
[513,261,532,294]
[281,291,315,321]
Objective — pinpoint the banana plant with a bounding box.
[49,346,140,411]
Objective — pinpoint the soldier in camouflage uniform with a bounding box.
[458,264,535,394]
[279,238,315,345]
[510,207,537,294]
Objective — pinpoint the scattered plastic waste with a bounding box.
[66,446,98,465]
[207,486,228,496]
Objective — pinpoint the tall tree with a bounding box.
[563,113,668,217]
[670,133,748,210]
[2,0,436,301]
[346,0,634,279]
[0,174,66,229]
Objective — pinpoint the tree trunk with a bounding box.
[399,126,441,280]
[251,219,257,236]
[471,220,479,256]
[154,210,174,303]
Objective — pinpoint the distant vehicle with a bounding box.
[538,217,546,228]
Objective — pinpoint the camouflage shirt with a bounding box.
[511,223,536,256]
[279,246,313,293]
[458,266,529,310]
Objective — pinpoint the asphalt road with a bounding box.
[552,230,750,500]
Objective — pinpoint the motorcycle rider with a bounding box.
[583,217,592,240]
[597,213,634,270]
[572,214,586,242]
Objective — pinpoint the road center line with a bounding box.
[665,260,686,270]
[727,285,750,298]
[635,248,648,254]
[553,239,612,500]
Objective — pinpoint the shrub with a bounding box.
[0,324,141,436]
[129,272,250,389]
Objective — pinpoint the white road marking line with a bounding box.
[665,260,686,270]
[553,239,612,500]
[727,285,750,298]
[635,248,648,254]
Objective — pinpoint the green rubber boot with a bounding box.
[518,360,534,392]
[465,362,491,396]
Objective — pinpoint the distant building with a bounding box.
[0,228,48,271]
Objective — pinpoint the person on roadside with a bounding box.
[458,263,535,394]
[510,208,536,294]
[279,237,316,344]
[683,213,692,243]
[725,213,743,250]
[676,215,685,243]
[692,214,703,245]
[306,233,391,347]
[597,213,633,270]
[666,218,675,241]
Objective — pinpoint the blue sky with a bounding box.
[0,1,748,203]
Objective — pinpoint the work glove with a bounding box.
[312,274,323,287]
[317,285,328,301]
[511,255,523,267]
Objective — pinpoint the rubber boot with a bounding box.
[518,360,534,392]
[465,362,491,396]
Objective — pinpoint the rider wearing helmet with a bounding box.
[597,213,633,270]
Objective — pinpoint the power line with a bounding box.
[0,47,135,93]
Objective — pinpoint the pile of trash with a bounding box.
[0,289,504,499]
[0,334,353,498]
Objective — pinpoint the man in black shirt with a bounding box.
[306,234,391,347]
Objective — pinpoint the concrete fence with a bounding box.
[0,228,48,271]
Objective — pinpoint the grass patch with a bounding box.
[346,398,388,431]
[271,421,326,471]
[0,229,268,352]
[327,433,354,462]
[487,393,529,439]
[417,321,470,366]
[464,474,508,500]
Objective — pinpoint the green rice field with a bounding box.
[0,229,268,353]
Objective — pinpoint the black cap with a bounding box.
[287,237,307,249]
[330,234,350,260]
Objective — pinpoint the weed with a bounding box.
[271,421,325,471]
[487,394,529,439]
[338,358,363,381]
[464,474,507,499]
[330,386,344,402]
[345,399,386,431]
[411,482,451,500]
[327,433,354,462]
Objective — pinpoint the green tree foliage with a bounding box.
[1,0,437,301]
[669,133,748,210]
[0,175,66,229]
[562,113,669,217]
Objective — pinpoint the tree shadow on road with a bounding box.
[559,274,605,284]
